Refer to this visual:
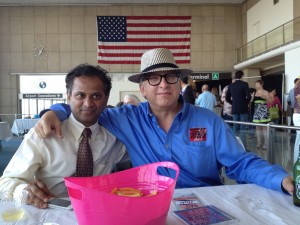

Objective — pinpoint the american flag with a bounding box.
[97,16,191,64]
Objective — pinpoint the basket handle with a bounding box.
[151,161,180,181]
[64,179,83,200]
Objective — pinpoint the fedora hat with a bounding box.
[128,48,192,83]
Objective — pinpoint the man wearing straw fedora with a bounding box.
[36,48,293,195]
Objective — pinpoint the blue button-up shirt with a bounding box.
[52,98,288,192]
[287,88,295,108]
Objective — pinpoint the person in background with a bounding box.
[35,48,293,195]
[211,86,222,117]
[195,84,217,112]
[0,64,128,209]
[221,79,236,123]
[252,80,273,151]
[195,90,200,98]
[116,101,124,107]
[287,78,299,126]
[287,78,299,136]
[180,76,195,104]
[225,70,251,148]
[293,79,300,163]
[247,88,256,139]
[268,88,282,125]
[123,94,141,106]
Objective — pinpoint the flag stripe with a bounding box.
[97,16,191,64]
[127,34,190,38]
[98,43,191,48]
[127,23,191,27]
[126,38,190,42]
[98,52,190,57]
[98,48,190,53]
[98,58,190,64]
[127,31,190,35]
[127,27,191,31]
[126,16,191,20]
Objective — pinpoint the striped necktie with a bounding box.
[75,128,93,177]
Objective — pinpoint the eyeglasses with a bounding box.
[143,73,180,86]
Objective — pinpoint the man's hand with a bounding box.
[282,176,294,195]
[35,111,63,139]
[24,179,54,209]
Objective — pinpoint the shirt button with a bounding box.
[166,144,169,149]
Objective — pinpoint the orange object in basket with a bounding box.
[111,187,158,197]
[111,187,147,197]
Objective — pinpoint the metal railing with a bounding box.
[236,16,300,64]
[225,120,297,175]
[0,113,296,175]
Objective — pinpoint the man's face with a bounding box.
[67,76,108,127]
[139,71,181,109]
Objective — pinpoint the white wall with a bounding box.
[285,47,300,93]
[247,0,293,41]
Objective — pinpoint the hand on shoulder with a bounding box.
[34,111,63,139]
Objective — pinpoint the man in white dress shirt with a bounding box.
[0,64,128,209]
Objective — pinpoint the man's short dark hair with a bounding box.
[234,70,244,79]
[294,78,299,84]
[181,76,189,84]
[65,64,111,96]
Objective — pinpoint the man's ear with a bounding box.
[139,84,147,99]
[67,92,71,104]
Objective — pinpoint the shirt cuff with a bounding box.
[14,183,28,202]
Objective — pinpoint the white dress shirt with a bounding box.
[0,114,128,200]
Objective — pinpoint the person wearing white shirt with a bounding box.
[0,64,128,209]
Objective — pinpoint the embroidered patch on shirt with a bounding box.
[190,128,207,142]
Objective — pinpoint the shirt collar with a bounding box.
[181,84,189,93]
[67,113,99,142]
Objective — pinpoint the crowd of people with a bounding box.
[181,70,289,152]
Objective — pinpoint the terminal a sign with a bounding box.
[191,72,232,81]
[22,93,63,99]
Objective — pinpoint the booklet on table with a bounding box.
[173,205,237,225]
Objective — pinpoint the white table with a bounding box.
[11,119,39,136]
[167,184,299,225]
[0,122,12,150]
[0,184,299,225]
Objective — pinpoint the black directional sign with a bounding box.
[22,93,63,99]
[190,72,232,81]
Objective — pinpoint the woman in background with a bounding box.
[252,80,273,150]
[267,88,282,125]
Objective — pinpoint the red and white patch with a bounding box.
[189,128,207,142]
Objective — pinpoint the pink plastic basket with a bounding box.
[64,161,179,225]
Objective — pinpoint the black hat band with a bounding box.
[141,63,179,73]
